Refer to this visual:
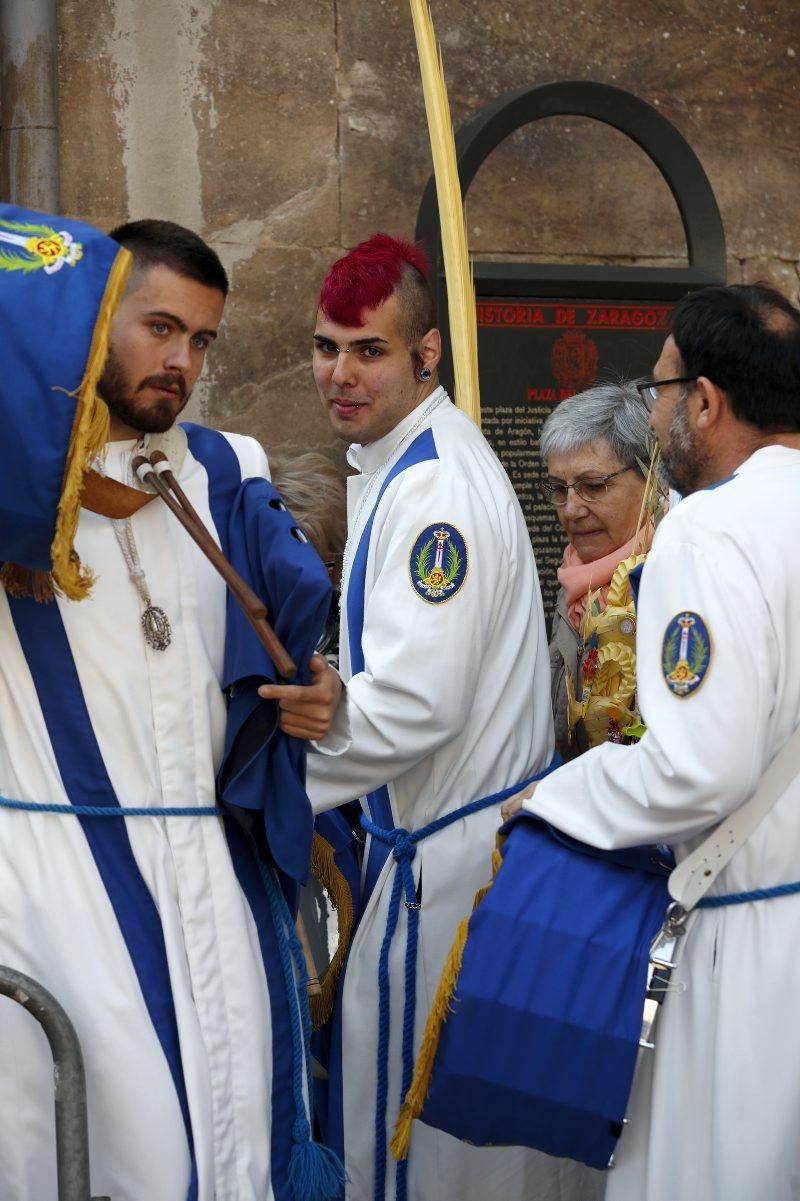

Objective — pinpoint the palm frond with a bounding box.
[632,439,668,553]
[409,0,480,427]
[444,541,461,581]
[0,218,59,239]
[415,538,434,579]
[0,247,42,273]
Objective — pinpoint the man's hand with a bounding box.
[259,653,343,741]
[500,781,538,823]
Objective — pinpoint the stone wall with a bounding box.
[5,0,799,453]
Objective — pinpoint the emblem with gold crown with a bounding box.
[0,216,83,275]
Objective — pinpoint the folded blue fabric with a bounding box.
[420,813,673,1169]
[217,477,331,890]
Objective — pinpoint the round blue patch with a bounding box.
[661,611,712,697]
[409,522,468,604]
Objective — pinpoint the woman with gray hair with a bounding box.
[541,381,660,759]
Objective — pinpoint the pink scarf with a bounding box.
[558,527,655,632]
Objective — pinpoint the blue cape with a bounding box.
[216,476,332,891]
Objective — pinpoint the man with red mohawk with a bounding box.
[263,234,591,1200]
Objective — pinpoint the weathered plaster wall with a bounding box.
[0,0,59,209]
[33,1,800,449]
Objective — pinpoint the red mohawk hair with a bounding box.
[319,232,431,328]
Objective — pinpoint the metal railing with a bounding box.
[0,965,109,1201]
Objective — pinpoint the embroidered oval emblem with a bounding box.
[661,611,711,697]
[409,522,468,604]
[0,217,83,275]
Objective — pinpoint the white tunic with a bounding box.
[524,445,800,1201]
[0,434,275,1201]
[306,390,600,1201]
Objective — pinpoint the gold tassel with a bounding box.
[409,0,481,428]
[390,841,504,1161]
[308,831,355,1030]
[50,245,132,600]
[391,912,470,1162]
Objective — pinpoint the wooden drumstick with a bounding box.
[132,453,296,679]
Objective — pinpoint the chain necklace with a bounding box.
[111,515,172,651]
[340,391,446,590]
[101,444,172,651]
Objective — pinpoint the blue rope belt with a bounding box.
[697,879,800,907]
[242,830,345,1201]
[360,757,561,1201]
[0,796,223,817]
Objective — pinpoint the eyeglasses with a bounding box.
[540,466,634,506]
[636,377,696,412]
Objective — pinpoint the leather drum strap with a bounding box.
[669,719,800,910]
[81,469,157,518]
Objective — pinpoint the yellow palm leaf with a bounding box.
[409,0,481,427]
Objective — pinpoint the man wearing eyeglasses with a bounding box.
[504,283,800,1201]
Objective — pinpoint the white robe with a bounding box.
[307,390,602,1201]
[524,445,800,1201]
[0,433,275,1201]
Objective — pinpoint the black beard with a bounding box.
[98,350,188,435]
[659,395,711,496]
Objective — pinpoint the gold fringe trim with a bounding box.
[410,0,481,428]
[50,245,132,600]
[390,841,504,1161]
[308,831,355,1030]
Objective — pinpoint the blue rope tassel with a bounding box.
[361,759,561,1201]
[245,832,347,1201]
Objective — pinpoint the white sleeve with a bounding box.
[221,432,270,482]
[307,464,501,816]
[524,518,777,849]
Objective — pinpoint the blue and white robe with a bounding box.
[306,389,599,1201]
[0,427,323,1201]
[524,446,800,1201]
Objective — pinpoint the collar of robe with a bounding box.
[82,425,190,517]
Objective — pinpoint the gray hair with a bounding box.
[539,381,651,476]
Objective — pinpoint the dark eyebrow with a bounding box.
[313,333,389,348]
[146,309,217,341]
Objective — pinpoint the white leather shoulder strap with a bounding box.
[668,720,800,910]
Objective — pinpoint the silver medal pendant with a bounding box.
[141,604,172,651]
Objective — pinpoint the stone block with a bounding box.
[56,0,129,226]
[47,0,799,455]
[196,0,339,245]
[0,127,59,211]
[737,257,800,306]
[204,242,340,455]
[337,0,798,273]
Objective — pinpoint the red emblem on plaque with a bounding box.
[551,331,598,393]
